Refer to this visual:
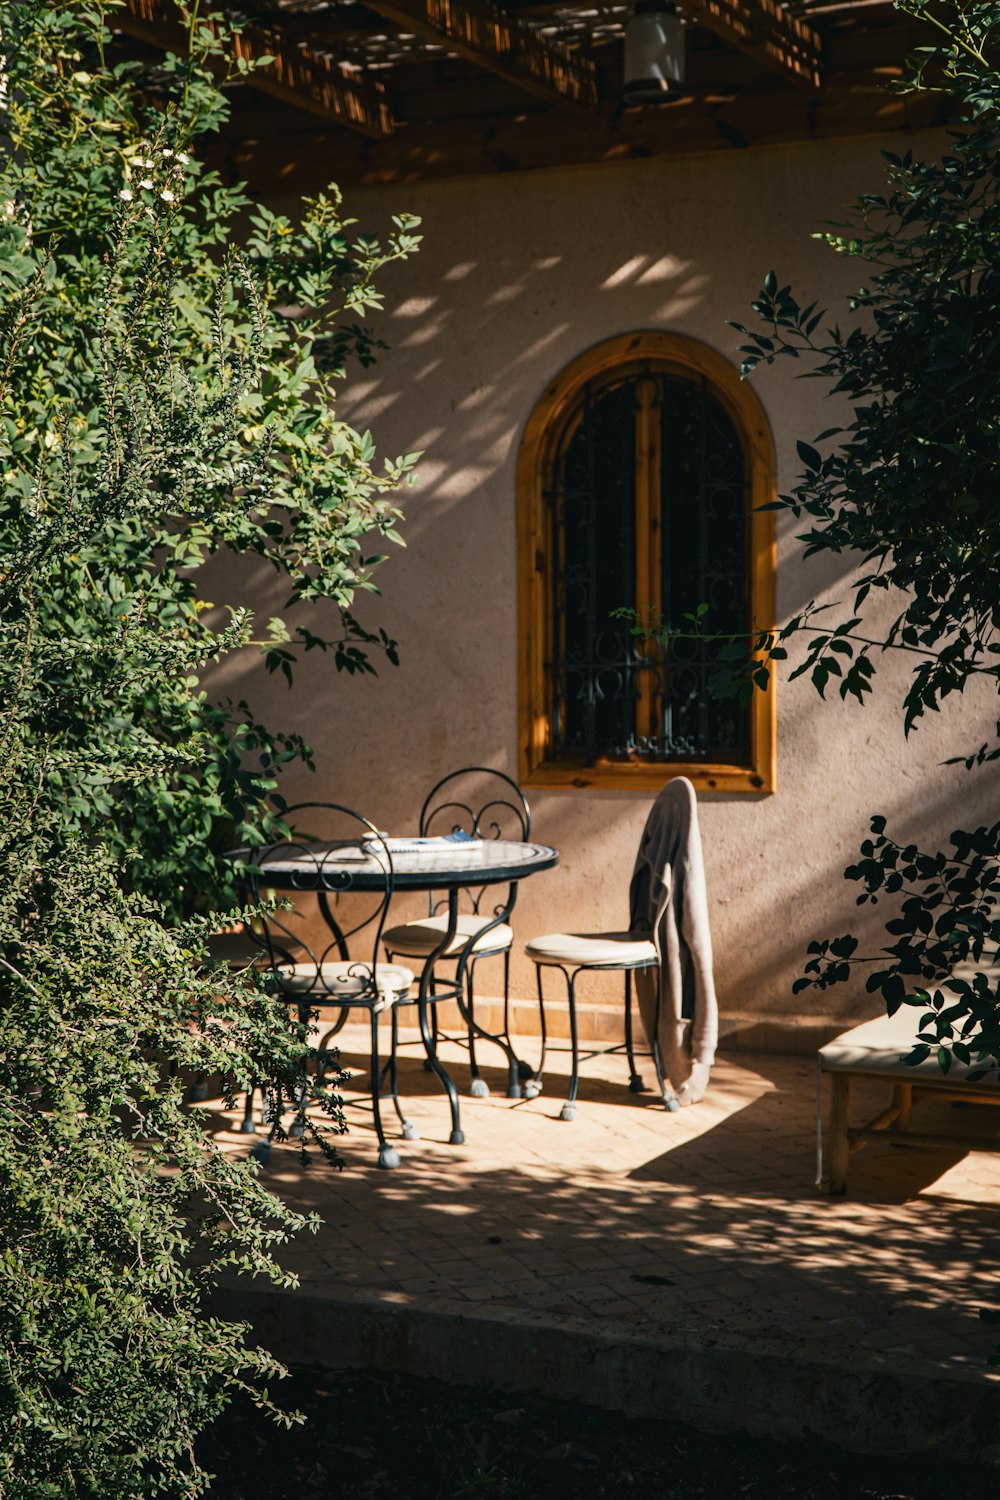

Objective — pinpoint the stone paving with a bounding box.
[203,1021,1000,1453]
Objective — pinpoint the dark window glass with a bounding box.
[544,367,748,765]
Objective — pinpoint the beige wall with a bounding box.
[205,130,996,1047]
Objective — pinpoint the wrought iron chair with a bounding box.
[243,802,417,1169]
[524,798,674,1121]
[521,935,664,1120]
[381,767,532,1098]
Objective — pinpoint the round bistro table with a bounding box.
[251,836,559,1146]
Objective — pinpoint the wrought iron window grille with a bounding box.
[543,363,749,767]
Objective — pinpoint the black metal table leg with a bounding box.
[417,888,465,1145]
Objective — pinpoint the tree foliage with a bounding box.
[796,817,1000,1078]
[624,3,999,1100]
[727,0,1000,1071]
[0,0,421,921]
[0,3,417,1491]
[731,1,1000,741]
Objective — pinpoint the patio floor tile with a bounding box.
[202,1024,1000,1452]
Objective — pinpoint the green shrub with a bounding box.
[0,3,419,1491]
[0,0,421,922]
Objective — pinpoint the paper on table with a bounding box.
[362,831,479,856]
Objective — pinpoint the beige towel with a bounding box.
[630,777,718,1104]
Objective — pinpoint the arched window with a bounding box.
[517,332,776,793]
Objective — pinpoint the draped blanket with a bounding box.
[630,777,718,1105]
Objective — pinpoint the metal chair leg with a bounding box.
[389,1008,419,1141]
[522,965,547,1099]
[503,948,512,1041]
[559,969,580,1122]
[536,970,548,1083]
[648,968,679,1111]
[417,990,465,1145]
[371,1010,401,1169]
[505,949,533,1087]
[422,979,440,1071]
[625,970,645,1092]
[467,959,490,1099]
[316,1033,334,1087]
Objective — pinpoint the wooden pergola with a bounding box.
[116,0,945,189]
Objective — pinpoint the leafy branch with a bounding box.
[794,817,999,1077]
[0,0,422,920]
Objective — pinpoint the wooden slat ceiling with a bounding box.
[115,0,948,188]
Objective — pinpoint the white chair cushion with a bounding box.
[382,913,513,958]
[276,960,413,1011]
[819,1006,995,1082]
[524,931,657,968]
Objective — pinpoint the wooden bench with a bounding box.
[819,1006,1000,1194]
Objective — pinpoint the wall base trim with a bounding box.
[424,995,855,1055]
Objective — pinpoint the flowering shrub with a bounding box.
[0,1,421,921]
[0,3,419,1492]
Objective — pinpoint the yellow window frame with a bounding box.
[516,331,777,794]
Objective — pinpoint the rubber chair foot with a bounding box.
[469,1077,490,1099]
[559,1103,577,1122]
[289,1121,306,1138]
[401,1121,420,1141]
[249,1141,271,1165]
[187,1079,210,1103]
[505,1083,523,1100]
[378,1146,401,1170]
[663,1093,681,1113]
[448,1129,466,1146]
[239,1118,258,1136]
[522,1081,542,1100]
[628,1074,646,1094]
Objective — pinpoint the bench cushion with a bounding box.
[819,1005,995,1083]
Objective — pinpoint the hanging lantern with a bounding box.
[623,0,685,104]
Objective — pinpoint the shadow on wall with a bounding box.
[330,246,713,522]
[195,151,995,1030]
[202,154,893,728]
[695,757,1000,1025]
[198,632,995,1022]
[202,151,878,715]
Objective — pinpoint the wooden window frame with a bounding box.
[517,331,777,794]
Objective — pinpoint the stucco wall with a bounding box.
[204,129,996,1046]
